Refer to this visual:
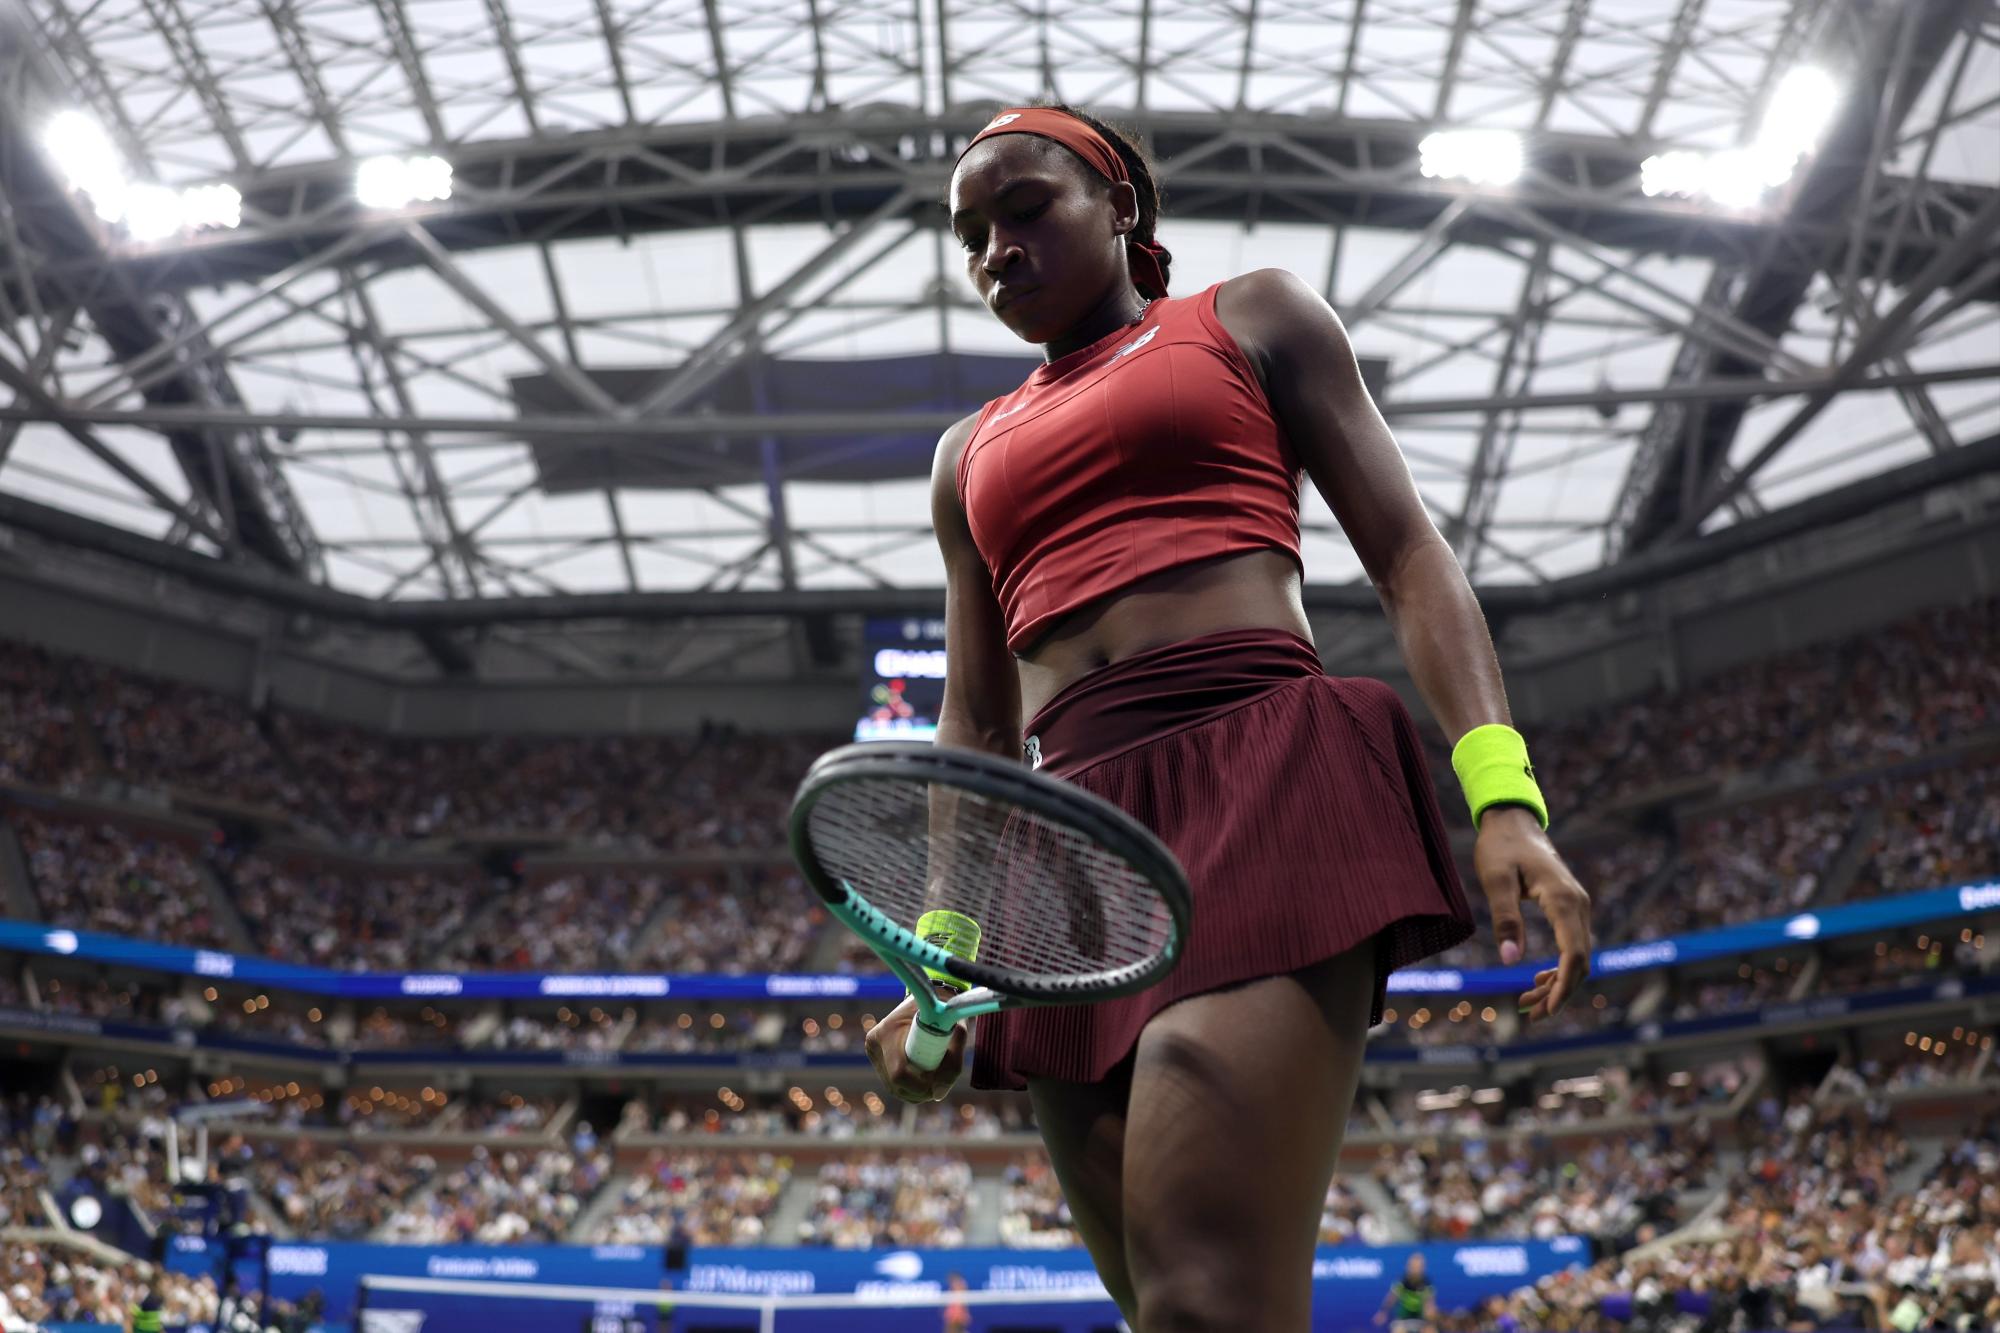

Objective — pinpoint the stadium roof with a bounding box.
[0,0,1995,642]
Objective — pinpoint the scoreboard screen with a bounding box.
[857,617,947,741]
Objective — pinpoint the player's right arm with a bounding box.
[865,414,1021,1104]
[931,412,1022,760]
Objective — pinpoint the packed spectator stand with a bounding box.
[1,596,1997,1329]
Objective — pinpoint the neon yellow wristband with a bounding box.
[913,909,982,994]
[1450,723,1549,830]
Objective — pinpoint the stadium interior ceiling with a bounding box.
[0,0,1995,686]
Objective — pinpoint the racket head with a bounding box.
[789,742,1191,1003]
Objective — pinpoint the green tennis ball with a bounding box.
[915,909,981,992]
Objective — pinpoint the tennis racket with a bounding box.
[788,742,1192,1071]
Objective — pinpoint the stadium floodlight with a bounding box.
[1640,149,1709,199]
[1703,145,1793,210]
[1757,66,1840,165]
[1639,66,1840,211]
[120,183,185,241]
[42,110,129,223]
[356,154,453,209]
[178,183,243,231]
[1418,129,1524,186]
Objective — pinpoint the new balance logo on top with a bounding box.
[993,402,1027,420]
[1113,326,1158,359]
[984,112,1022,131]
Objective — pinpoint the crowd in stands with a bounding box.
[1485,1102,2000,1333]
[0,643,84,791]
[449,871,659,972]
[248,1143,435,1240]
[1376,1118,1714,1243]
[639,1090,1029,1140]
[588,1149,790,1246]
[0,1251,218,1332]
[379,1142,610,1243]
[1821,928,1991,995]
[13,812,229,951]
[483,1008,621,1053]
[1526,597,1999,811]
[1322,1175,1391,1246]
[799,1152,971,1248]
[1668,959,1806,1022]
[628,865,820,974]
[998,1151,1074,1248]
[224,852,480,972]
[1851,760,2000,903]
[3,597,1996,985]
[1636,803,1851,941]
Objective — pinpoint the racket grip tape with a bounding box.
[914,909,981,993]
[905,1018,955,1071]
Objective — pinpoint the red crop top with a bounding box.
[956,280,1303,653]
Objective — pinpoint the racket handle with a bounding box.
[905,1018,956,1071]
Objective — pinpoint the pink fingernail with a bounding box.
[1500,941,1521,965]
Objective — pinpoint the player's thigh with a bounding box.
[1027,1055,1138,1314]
[1122,940,1378,1329]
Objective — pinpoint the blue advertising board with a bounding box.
[170,1237,1586,1329]
[2,875,1995,1003]
[8,971,1991,1075]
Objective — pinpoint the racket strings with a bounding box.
[804,777,1176,983]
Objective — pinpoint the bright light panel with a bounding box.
[356,154,453,209]
[179,183,242,231]
[1704,146,1791,209]
[1758,66,1840,163]
[1640,150,1709,199]
[121,183,185,241]
[1418,129,1523,186]
[42,109,241,240]
[43,110,128,222]
[1641,65,1842,210]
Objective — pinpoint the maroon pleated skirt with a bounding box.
[970,626,1475,1091]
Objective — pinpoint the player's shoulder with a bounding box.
[1218,266,1317,310]
[930,409,986,496]
[1215,267,1349,370]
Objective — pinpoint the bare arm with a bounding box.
[930,414,1022,760]
[860,418,1021,1104]
[1218,267,1592,1018]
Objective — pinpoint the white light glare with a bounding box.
[1419,129,1523,187]
[42,111,244,239]
[121,184,186,242]
[1704,146,1795,209]
[179,183,243,231]
[1758,66,1840,163]
[356,154,453,209]
[1640,65,1841,209]
[1640,150,1709,200]
[43,110,128,223]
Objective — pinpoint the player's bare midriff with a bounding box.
[1012,547,1313,720]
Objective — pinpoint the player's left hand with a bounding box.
[1473,805,1592,1021]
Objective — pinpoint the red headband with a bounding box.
[957,107,1170,301]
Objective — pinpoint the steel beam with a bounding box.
[4,430,1995,628]
[7,112,1990,303]
[1612,0,1984,558]
[1667,188,2000,539]
[8,362,1997,444]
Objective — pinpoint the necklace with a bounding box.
[1133,297,1153,325]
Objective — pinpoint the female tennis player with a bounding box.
[864,104,1594,1329]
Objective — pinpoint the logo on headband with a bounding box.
[984,112,1022,131]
